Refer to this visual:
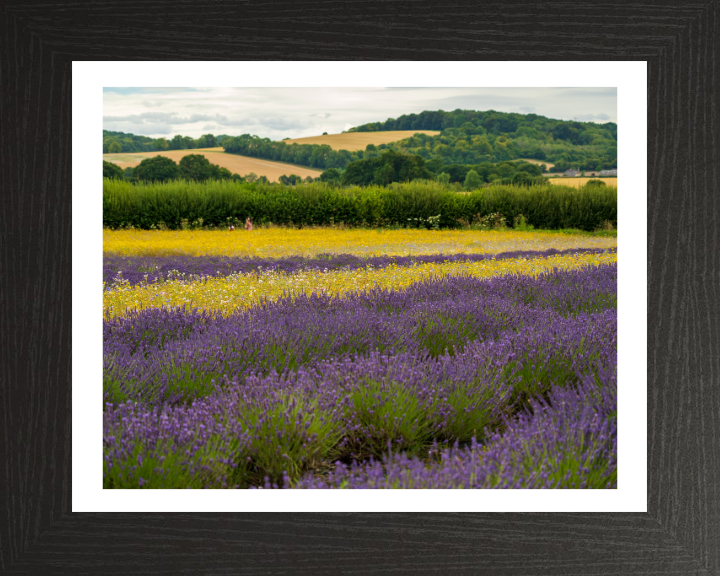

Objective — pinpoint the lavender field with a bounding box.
[103,230,617,489]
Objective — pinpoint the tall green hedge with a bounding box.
[103,178,617,231]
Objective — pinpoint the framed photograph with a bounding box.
[85,70,635,509]
[3,3,717,574]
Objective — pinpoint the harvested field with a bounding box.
[102,149,322,183]
[544,177,618,188]
[280,130,441,151]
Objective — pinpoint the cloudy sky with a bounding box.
[103,87,617,141]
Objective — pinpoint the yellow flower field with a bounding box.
[104,250,617,319]
[104,229,617,259]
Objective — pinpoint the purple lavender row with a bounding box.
[103,247,617,288]
[104,320,616,489]
[104,264,617,406]
[284,370,617,489]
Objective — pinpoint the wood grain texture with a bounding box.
[1,1,718,573]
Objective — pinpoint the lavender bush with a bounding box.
[286,367,617,489]
[103,263,618,488]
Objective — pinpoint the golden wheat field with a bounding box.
[280,130,441,151]
[102,149,323,182]
[544,177,618,188]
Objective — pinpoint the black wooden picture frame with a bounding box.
[2,2,718,574]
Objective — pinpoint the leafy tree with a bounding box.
[197,134,217,148]
[257,175,269,184]
[152,138,169,151]
[244,172,258,183]
[436,172,451,184]
[425,158,444,173]
[341,150,433,186]
[585,179,607,187]
[438,164,472,183]
[551,123,573,141]
[179,154,215,181]
[452,113,467,128]
[279,174,303,185]
[472,136,493,156]
[514,162,542,177]
[511,171,534,186]
[178,154,232,181]
[108,141,122,154]
[320,168,341,182]
[103,160,124,179]
[212,166,232,180]
[464,169,483,190]
[134,155,180,183]
[170,135,186,150]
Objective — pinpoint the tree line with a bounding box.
[104,149,578,191]
[103,155,239,183]
[222,134,363,170]
[103,177,617,232]
[103,155,318,186]
[103,130,234,154]
[317,152,554,189]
